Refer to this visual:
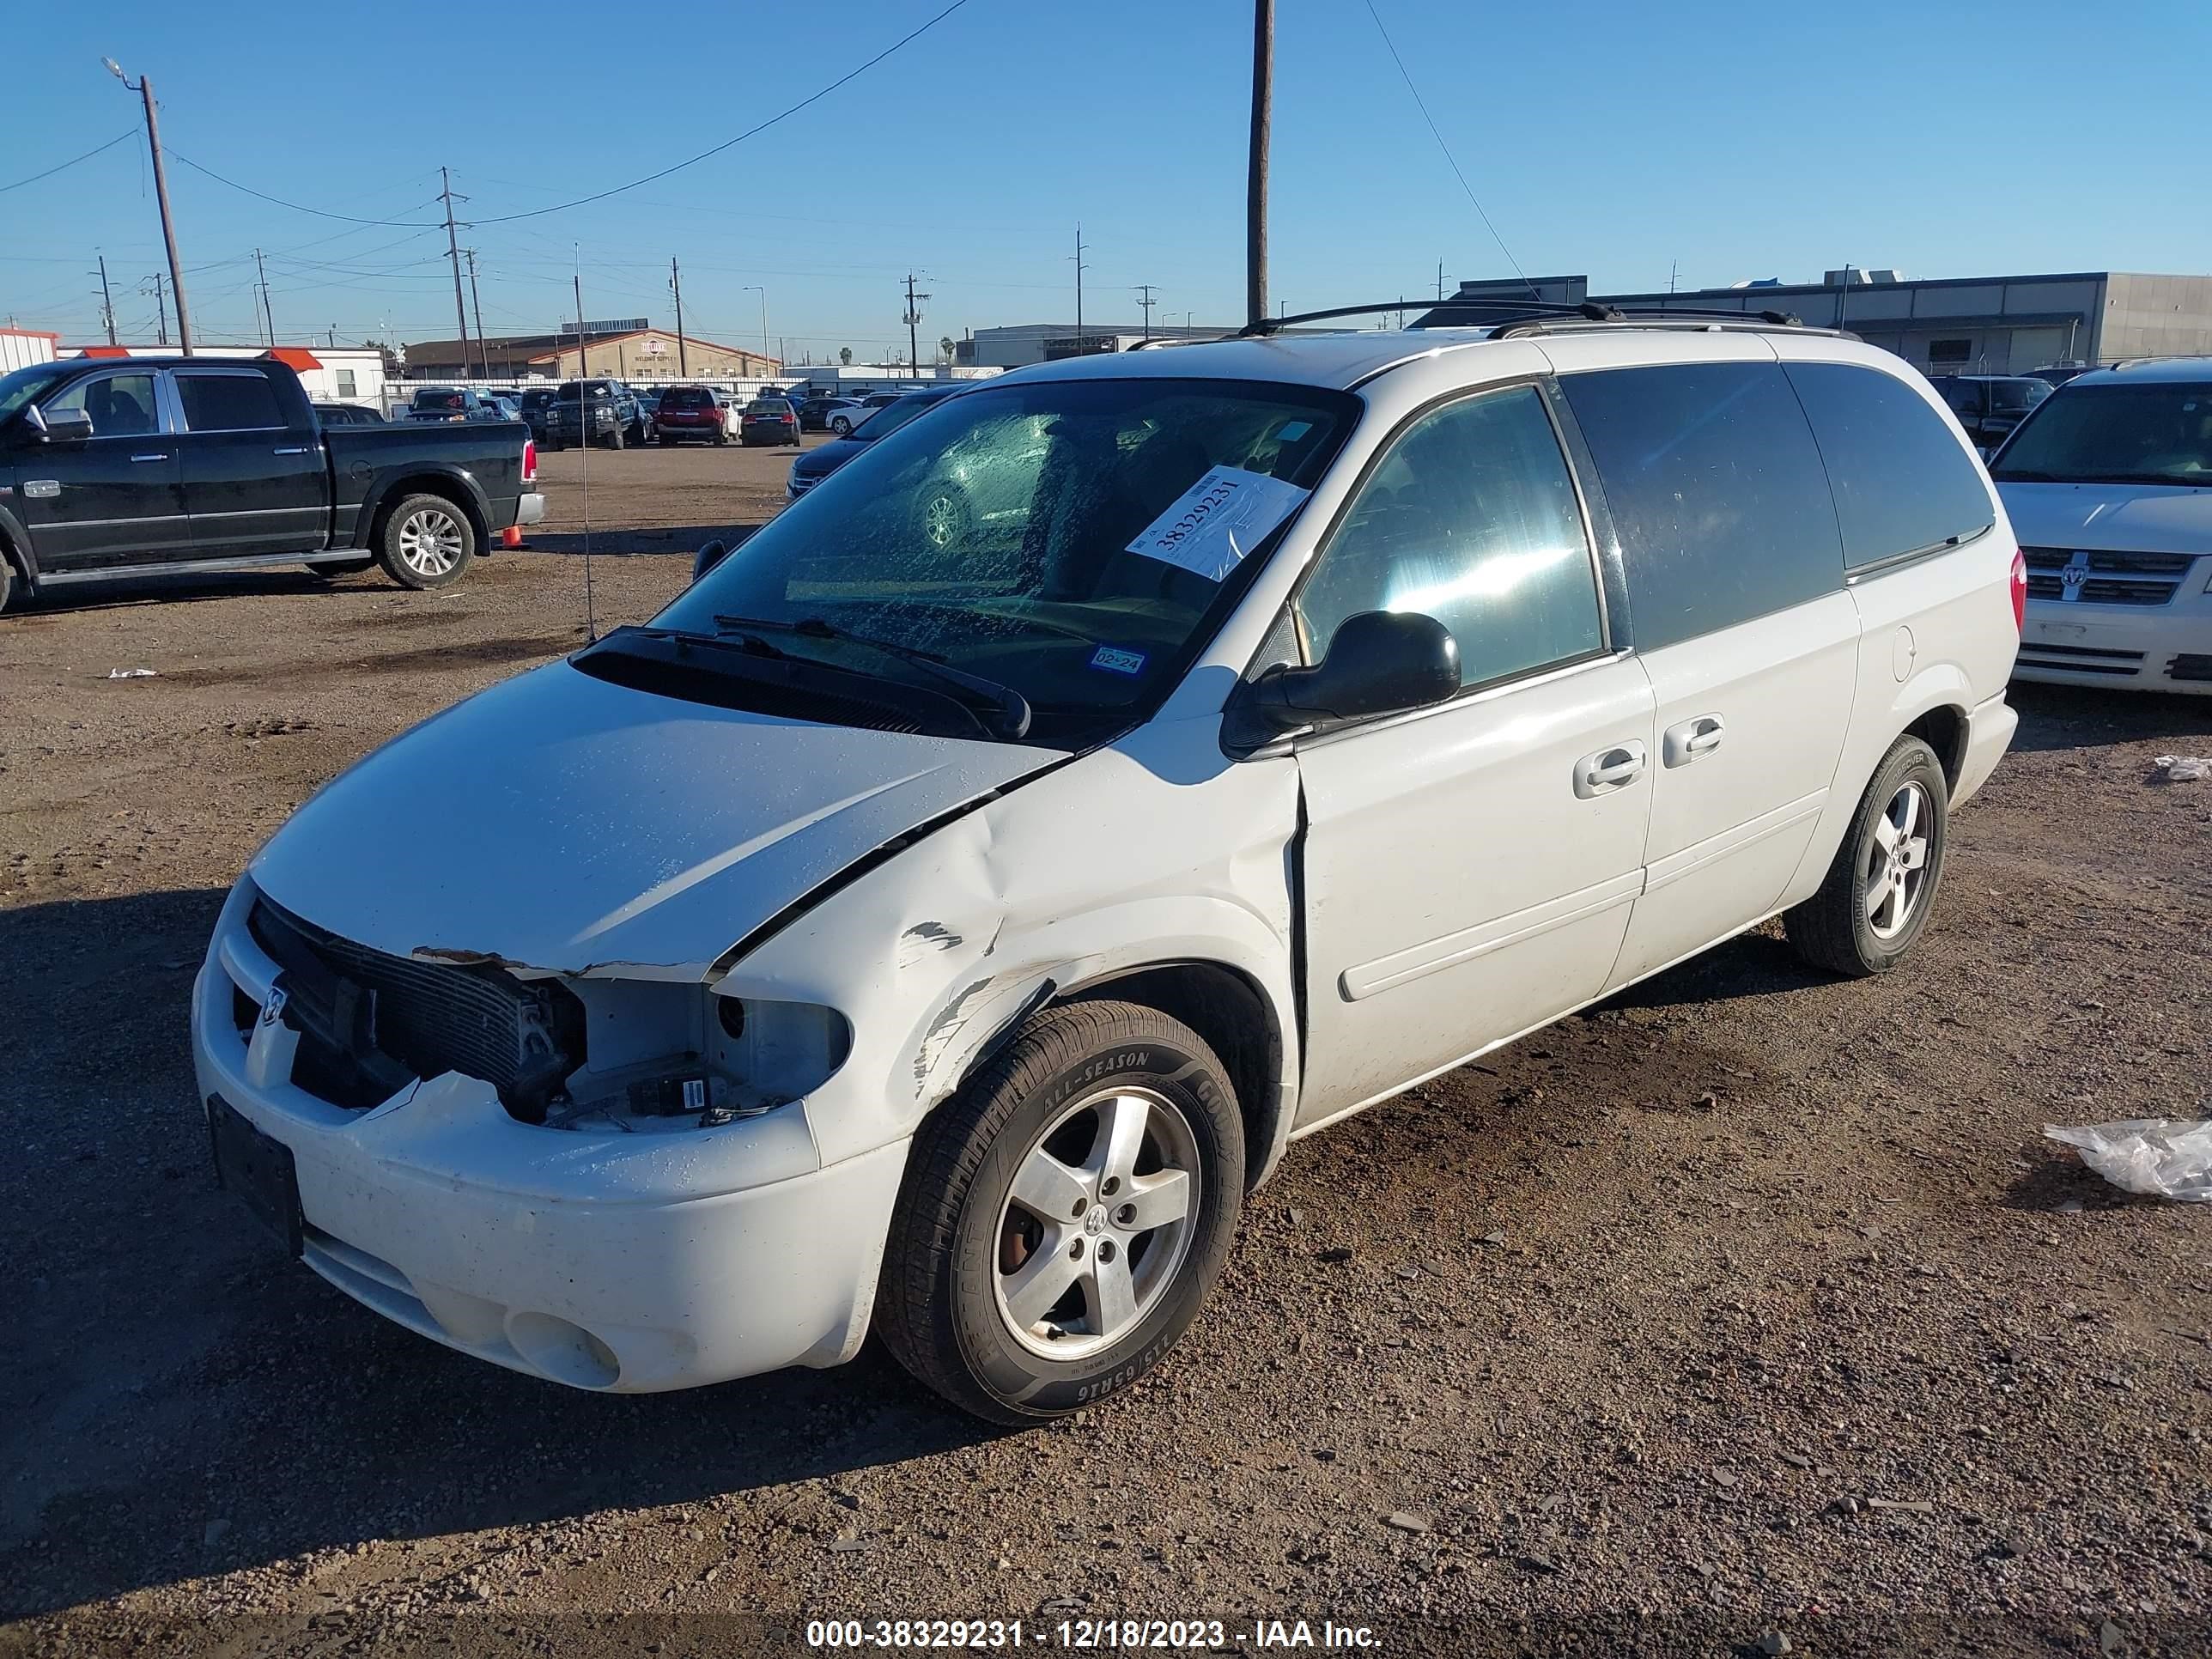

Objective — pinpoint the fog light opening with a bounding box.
[506,1310,622,1389]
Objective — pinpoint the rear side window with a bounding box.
[1297,385,1602,690]
[1784,362,1994,568]
[177,374,285,433]
[1560,362,1841,650]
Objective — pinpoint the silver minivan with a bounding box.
[192,311,2022,1422]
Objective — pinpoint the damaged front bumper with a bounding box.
[189,881,908,1393]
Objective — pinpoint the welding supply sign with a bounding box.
[1126,465,1311,583]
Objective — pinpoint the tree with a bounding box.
[838,346,853,366]
[938,335,955,364]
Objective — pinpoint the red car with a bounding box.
[740,395,801,447]
[653,385,728,447]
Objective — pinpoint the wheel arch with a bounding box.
[1035,959,1290,1194]
[1901,702,1968,792]
[0,504,37,590]
[361,471,490,554]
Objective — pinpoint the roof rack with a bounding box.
[1238,297,1815,339]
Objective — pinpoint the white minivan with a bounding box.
[1995,357,2212,694]
[191,308,2023,1423]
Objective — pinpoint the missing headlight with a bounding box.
[533,984,849,1133]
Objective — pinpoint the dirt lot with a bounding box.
[3,443,2209,1656]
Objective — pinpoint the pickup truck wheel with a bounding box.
[605,424,624,451]
[377,495,477,590]
[1785,735,1948,977]
[878,1000,1243,1425]
[0,554,15,613]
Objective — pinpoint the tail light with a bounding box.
[2009,548,2027,631]
[523,439,538,483]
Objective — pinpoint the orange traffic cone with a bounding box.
[501,525,524,550]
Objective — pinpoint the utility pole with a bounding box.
[1668,258,1679,295]
[440,167,471,376]
[143,273,169,347]
[669,257,688,375]
[465,249,489,379]
[1245,0,1273,326]
[105,60,192,354]
[1071,224,1089,338]
[253,247,276,347]
[902,274,930,380]
[1134,283,1158,337]
[1437,260,1445,301]
[94,255,118,346]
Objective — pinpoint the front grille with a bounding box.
[2018,638,2145,677]
[247,896,584,1116]
[2169,653,2212,684]
[2021,547,2197,608]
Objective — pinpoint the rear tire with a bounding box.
[1785,735,1948,977]
[375,494,477,591]
[877,1000,1244,1425]
[830,416,852,435]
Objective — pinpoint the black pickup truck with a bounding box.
[0,356,544,610]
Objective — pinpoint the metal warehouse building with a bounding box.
[1432,270,2212,375]
[404,325,778,383]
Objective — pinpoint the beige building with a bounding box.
[405,327,778,382]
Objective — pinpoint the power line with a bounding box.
[0,130,138,195]
[466,0,974,225]
[1359,0,1535,299]
[165,149,444,226]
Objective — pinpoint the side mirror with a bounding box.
[1227,611,1460,744]
[34,406,94,444]
[692,525,756,583]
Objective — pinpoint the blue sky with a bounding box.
[3,0,2206,362]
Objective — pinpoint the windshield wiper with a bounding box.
[712,614,1032,739]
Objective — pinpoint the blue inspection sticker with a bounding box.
[1088,645,1147,676]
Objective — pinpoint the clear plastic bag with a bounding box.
[2045,1120,2212,1201]
[2154,755,2210,782]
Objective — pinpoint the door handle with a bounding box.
[1662,714,1727,768]
[131,453,169,464]
[272,446,310,456]
[1574,740,1649,799]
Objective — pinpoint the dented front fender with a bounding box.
[717,720,1304,1176]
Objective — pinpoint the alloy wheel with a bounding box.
[395,507,465,578]
[993,1086,1201,1360]
[1863,780,1932,940]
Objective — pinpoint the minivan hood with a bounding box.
[248,660,1063,977]
[1998,480,2212,556]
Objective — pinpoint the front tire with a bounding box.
[1786,735,1948,976]
[878,1000,1244,1425]
[830,416,852,436]
[605,423,624,450]
[376,494,476,591]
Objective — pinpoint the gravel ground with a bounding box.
[3,444,2209,1657]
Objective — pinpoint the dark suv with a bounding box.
[1927,374,2051,451]
[517,387,558,443]
[547,380,644,450]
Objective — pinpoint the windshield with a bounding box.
[412,390,464,410]
[848,394,943,438]
[0,362,71,423]
[1993,384,2212,484]
[1987,380,2048,412]
[664,387,714,408]
[651,375,1355,744]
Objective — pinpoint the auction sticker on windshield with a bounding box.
[1127,465,1310,583]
